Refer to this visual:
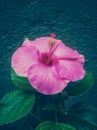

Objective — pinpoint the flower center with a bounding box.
[40,53,53,66]
[39,33,57,66]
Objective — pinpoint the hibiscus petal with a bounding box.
[33,37,51,53]
[53,40,82,59]
[22,38,34,47]
[55,59,85,81]
[11,45,39,77]
[33,37,62,54]
[27,64,68,95]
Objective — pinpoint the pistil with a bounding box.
[49,33,56,49]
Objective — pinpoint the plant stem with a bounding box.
[55,110,58,123]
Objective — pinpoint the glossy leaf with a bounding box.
[11,68,35,91]
[65,71,94,96]
[0,90,35,125]
[35,121,76,130]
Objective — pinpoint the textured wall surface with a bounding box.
[0,0,97,127]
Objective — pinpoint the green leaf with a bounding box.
[64,102,97,129]
[11,68,35,91]
[65,71,94,96]
[35,121,76,130]
[0,90,35,125]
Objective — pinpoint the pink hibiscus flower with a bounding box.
[11,35,85,95]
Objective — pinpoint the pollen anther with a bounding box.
[49,33,56,49]
[49,39,55,48]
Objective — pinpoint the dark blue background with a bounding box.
[0,0,97,129]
